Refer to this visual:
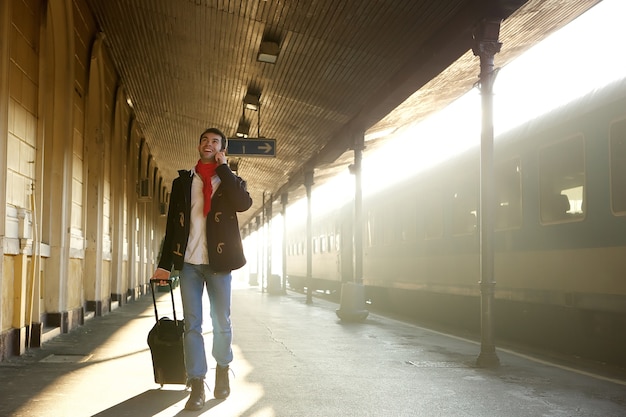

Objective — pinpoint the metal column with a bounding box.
[353,134,364,285]
[251,216,261,286]
[305,170,314,304]
[473,18,502,368]
[261,192,267,293]
[281,193,289,293]
[336,132,369,321]
[265,193,273,293]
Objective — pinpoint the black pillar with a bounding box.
[249,216,261,286]
[305,170,314,304]
[261,192,267,293]
[265,193,274,293]
[281,193,289,293]
[473,18,502,368]
[353,135,364,285]
[336,132,369,321]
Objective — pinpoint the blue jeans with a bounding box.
[179,263,233,380]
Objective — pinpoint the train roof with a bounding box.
[497,76,626,145]
[370,77,626,196]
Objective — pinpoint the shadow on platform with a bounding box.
[91,387,224,416]
[91,388,186,416]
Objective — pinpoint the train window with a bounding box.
[610,117,626,214]
[451,179,478,235]
[423,191,443,239]
[495,158,522,230]
[335,233,341,251]
[539,134,585,223]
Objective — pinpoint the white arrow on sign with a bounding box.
[258,142,273,153]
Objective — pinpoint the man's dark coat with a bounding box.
[158,164,252,273]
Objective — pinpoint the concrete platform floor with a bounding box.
[0,282,625,416]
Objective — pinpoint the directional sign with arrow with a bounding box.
[227,138,276,157]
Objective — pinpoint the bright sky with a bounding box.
[285,0,626,217]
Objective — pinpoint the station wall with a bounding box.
[0,0,168,360]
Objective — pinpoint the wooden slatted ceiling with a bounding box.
[85,0,597,227]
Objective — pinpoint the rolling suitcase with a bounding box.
[148,277,186,386]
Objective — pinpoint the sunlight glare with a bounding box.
[494,0,626,133]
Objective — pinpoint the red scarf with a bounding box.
[195,160,218,217]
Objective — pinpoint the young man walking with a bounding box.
[152,127,252,410]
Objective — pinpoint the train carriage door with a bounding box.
[609,117,626,215]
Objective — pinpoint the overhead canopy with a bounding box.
[86,0,599,227]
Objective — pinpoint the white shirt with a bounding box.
[184,169,221,265]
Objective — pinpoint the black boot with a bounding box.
[185,378,205,411]
[214,365,230,399]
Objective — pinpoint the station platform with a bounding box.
[1,281,625,417]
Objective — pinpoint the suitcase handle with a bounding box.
[150,277,180,326]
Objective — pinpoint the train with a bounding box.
[285,77,626,368]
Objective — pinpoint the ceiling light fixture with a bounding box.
[243,93,260,111]
[236,119,250,138]
[257,41,279,64]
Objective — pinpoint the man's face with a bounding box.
[198,132,222,163]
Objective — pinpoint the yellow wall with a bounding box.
[67,258,83,311]
[1,256,14,332]
[102,260,111,305]
[0,0,169,359]
[6,0,39,209]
